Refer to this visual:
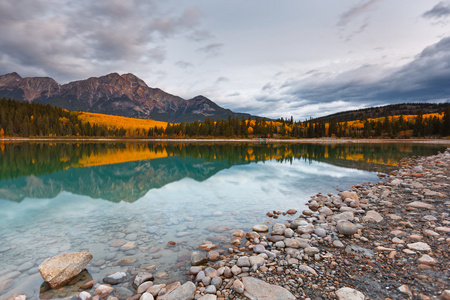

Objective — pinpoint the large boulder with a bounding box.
[242,276,296,299]
[38,252,93,288]
[158,281,195,300]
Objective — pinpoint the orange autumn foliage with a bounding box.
[78,112,168,132]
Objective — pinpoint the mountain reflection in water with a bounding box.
[0,141,446,202]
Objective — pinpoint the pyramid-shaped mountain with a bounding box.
[0,72,255,122]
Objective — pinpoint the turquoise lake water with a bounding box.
[0,141,446,299]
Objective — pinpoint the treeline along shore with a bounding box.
[1,97,450,139]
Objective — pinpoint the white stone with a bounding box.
[336,287,365,300]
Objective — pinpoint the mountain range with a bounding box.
[0,72,255,123]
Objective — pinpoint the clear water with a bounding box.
[0,142,446,299]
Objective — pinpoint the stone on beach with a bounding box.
[158,281,195,300]
[417,254,437,265]
[407,242,431,251]
[271,223,286,235]
[140,292,154,300]
[335,287,365,300]
[406,201,434,209]
[336,221,357,236]
[363,210,383,222]
[339,191,358,201]
[133,271,154,288]
[232,279,244,293]
[38,252,93,288]
[242,276,296,299]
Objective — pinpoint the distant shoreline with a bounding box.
[1,137,450,144]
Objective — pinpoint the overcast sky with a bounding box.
[1,0,449,120]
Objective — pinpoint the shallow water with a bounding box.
[0,141,446,299]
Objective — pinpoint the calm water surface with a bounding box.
[0,142,446,299]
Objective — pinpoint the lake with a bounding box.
[0,141,447,299]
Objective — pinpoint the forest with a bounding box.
[0,97,449,139]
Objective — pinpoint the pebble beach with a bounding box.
[3,147,450,300]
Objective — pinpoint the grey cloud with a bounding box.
[197,43,224,57]
[189,29,214,42]
[271,36,450,108]
[227,92,240,97]
[337,0,381,26]
[0,0,204,81]
[175,61,194,69]
[423,1,450,19]
[215,76,230,84]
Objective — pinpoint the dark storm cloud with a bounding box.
[0,0,204,81]
[272,36,450,107]
[423,1,450,19]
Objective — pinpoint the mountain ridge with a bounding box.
[0,72,256,123]
[311,103,450,123]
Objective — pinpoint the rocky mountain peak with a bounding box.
[121,73,148,88]
[0,72,257,122]
[0,72,23,86]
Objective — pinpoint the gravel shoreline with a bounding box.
[4,148,450,300]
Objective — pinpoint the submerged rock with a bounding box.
[38,252,93,288]
[103,271,127,285]
[191,251,208,266]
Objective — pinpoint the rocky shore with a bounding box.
[3,148,450,300]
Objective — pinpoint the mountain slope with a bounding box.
[0,72,255,123]
[312,103,450,123]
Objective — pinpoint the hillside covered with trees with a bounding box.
[0,97,449,139]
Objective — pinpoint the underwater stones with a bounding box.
[245,231,260,240]
[118,257,137,266]
[121,241,137,251]
[38,252,93,289]
[199,243,218,251]
[191,251,208,266]
[252,224,269,232]
[94,284,114,295]
[78,291,92,300]
[103,271,127,285]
